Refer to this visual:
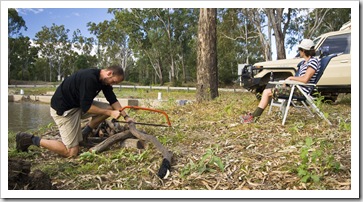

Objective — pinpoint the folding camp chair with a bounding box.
[267,53,340,125]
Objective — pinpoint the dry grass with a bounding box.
[8,91,352,191]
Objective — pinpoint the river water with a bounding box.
[8,102,55,133]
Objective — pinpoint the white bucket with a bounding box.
[157,92,162,100]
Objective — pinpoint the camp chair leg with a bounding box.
[280,100,287,117]
[268,100,273,115]
[306,99,332,125]
[296,85,332,126]
[301,101,314,116]
[322,113,332,125]
[282,85,296,125]
[268,99,284,115]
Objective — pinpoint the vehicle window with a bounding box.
[319,33,351,54]
[313,37,321,47]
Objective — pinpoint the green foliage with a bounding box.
[36,122,56,135]
[286,8,350,50]
[312,92,325,108]
[8,8,27,37]
[79,151,100,162]
[288,121,305,134]
[306,8,351,38]
[338,118,351,131]
[296,137,341,183]
[223,101,235,116]
[9,36,39,81]
[181,146,225,178]
[16,69,30,80]
[124,150,150,162]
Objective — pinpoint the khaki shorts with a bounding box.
[50,101,111,148]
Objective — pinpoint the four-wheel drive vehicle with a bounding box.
[241,21,351,101]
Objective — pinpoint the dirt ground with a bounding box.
[8,158,57,190]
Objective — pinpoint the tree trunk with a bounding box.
[267,19,273,61]
[49,59,52,82]
[265,8,287,60]
[181,53,187,84]
[8,46,11,84]
[196,8,218,103]
[247,8,272,61]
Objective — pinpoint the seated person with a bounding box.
[240,39,320,123]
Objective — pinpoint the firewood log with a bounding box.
[89,130,134,153]
[128,122,173,179]
[120,138,145,149]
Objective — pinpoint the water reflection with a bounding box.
[8,102,54,133]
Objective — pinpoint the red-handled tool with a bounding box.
[118,106,171,127]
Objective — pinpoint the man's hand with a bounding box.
[109,110,121,119]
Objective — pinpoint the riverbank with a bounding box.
[8,84,201,108]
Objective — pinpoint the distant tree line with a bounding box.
[8,8,350,86]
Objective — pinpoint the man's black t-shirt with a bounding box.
[51,68,118,116]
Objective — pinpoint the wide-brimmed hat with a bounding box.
[298,39,315,50]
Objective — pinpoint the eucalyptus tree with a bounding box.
[244,8,272,61]
[71,28,98,73]
[153,8,199,85]
[196,8,218,102]
[32,57,48,81]
[34,23,70,82]
[88,18,132,75]
[283,8,351,52]
[109,8,164,85]
[8,8,27,83]
[63,50,78,76]
[153,8,177,85]
[263,8,292,60]
[109,8,198,86]
[72,28,94,56]
[218,8,289,62]
[217,8,244,84]
[172,8,199,84]
[10,36,38,81]
[87,20,107,68]
[144,28,166,85]
[217,8,264,84]
[304,8,351,39]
